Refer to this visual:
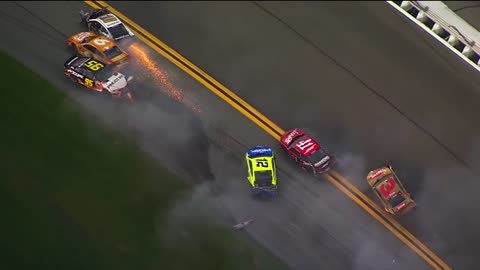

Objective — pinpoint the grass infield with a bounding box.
[0,50,289,270]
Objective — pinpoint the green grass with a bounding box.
[0,50,290,270]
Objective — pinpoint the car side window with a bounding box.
[393,174,407,192]
[248,160,253,176]
[374,188,383,200]
[90,21,100,31]
[272,157,276,174]
[99,25,108,36]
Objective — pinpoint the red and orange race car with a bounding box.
[279,128,335,175]
[67,32,128,67]
[366,165,416,215]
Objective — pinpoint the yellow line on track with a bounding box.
[82,1,452,269]
[330,170,451,270]
[324,173,442,270]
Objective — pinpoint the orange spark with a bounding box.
[128,42,201,113]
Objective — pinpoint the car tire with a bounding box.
[100,89,110,97]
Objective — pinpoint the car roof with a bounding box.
[80,57,108,68]
[248,156,274,172]
[69,57,110,76]
[97,14,122,27]
[373,174,404,199]
[290,135,320,156]
[86,36,117,51]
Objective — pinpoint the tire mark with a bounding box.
[0,8,62,45]
[13,1,69,39]
[252,0,474,175]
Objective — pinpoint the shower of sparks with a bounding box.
[128,42,201,113]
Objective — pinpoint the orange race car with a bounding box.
[67,32,128,67]
[366,165,416,215]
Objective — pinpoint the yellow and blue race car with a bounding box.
[245,146,278,196]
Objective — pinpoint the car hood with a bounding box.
[102,73,127,93]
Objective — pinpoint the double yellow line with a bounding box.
[84,1,451,269]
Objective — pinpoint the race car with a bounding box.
[366,165,416,215]
[80,7,135,41]
[245,146,278,196]
[64,55,133,101]
[280,128,335,175]
[67,32,129,67]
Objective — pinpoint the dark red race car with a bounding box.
[280,128,336,175]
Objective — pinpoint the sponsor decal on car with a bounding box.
[67,69,84,78]
[250,148,271,153]
[284,129,299,144]
[295,138,316,154]
[314,156,330,167]
[75,32,92,42]
[106,74,124,88]
[396,202,406,211]
[369,169,386,180]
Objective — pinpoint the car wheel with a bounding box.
[69,76,77,83]
[101,89,111,97]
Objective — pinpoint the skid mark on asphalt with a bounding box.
[0,3,64,45]
[252,1,472,174]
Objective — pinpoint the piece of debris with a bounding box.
[233,219,254,230]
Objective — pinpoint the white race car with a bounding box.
[80,8,135,41]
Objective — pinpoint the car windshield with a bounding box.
[254,171,273,187]
[308,148,327,163]
[69,57,90,67]
[83,35,96,43]
[287,134,306,149]
[104,46,123,59]
[94,65,114,81]
[388,193,406,208]
[108,24,129,38]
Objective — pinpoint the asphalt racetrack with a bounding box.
[2,1,480,269]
